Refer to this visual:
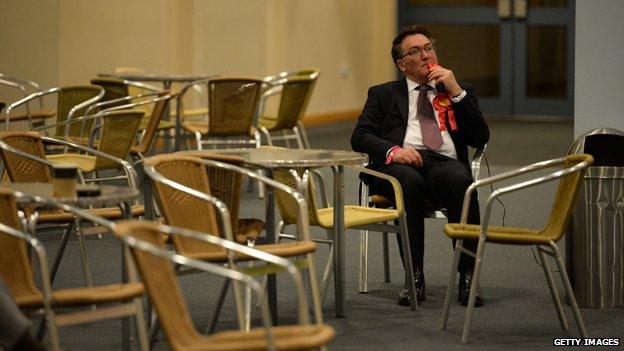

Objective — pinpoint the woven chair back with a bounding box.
[0,188,40,303]
[114,220,200,350]
[270,76,316,131]
[273,168,321,226]
[90,77,129,105]
[0,132,51,183]
[56,86,103,138]
[93,110,144,170]
[206,78,262,136]
[541,154,593,242]
[133,91,174,155]
[145,154,222,256]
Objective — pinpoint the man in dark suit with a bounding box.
[351,24,489,307]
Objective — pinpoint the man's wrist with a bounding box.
[385,146,401,164]
[451,90,467,103]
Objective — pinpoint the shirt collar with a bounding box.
[406,77,436,92]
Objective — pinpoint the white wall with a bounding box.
[574,0,624,137]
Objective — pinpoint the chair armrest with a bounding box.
[471,146,486,181]
[309,169,330,208]
[41,136,139,190]
[346,165,404,215]
[460,155,593,228]
[5,87,61,131]
[65,89,104,137]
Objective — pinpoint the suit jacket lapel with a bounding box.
[394,78,409,125]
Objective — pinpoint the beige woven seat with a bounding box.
[113,220,334,351]
[0,188,148,351]
[256,69,319,149]
[440,154,593,343]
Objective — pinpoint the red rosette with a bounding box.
[432,93,457,132]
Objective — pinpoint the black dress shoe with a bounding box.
[398,268,426,306]
[458,270,484,307]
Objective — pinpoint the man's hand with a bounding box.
[428,64,462,97]
[393,147,423,167]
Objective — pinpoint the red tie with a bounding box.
[416,85,442,150]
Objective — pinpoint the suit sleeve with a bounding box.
[351,86,399,165]
[451,84,490,148]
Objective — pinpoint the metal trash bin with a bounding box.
[567,128,624,308]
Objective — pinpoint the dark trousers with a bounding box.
[368,150,480,273]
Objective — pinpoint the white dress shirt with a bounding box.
[402,77,460,160]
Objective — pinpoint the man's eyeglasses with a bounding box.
[400,44,436,59]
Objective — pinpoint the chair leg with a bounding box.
[205,279,231,334]
[260,127,273,146]
[441,239,464,329]
[75,219,93,287]
[551,243,588,338]
[320,230,335,304]
[296,121,311,148]
[398,216,417,311]
[537,246,569,330]
[292,127,305,149]
[358,229,369,293]
[461,237,487,344]
[133,298,149,351]
[382,232,391,283]
[49,224,73,285]
[149,314,160,349]
[306,252,325,324]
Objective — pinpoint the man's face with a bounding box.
[396,33,438,84]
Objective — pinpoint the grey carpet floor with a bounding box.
[32,119,623,350]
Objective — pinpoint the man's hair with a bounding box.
[391,25,432,65]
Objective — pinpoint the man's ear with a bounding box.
[396,59,406,72]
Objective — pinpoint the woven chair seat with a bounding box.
[315,205,400,229]
[0,108,56,122]
[234,218,264,244]
[34,205,144,224]
[181,121,257,137]
[445,223,551,245]
[47,153,99,172]
[170,107,208,118]
[185,240,317,262]
[16,282,144,308]
[139,118,176,131]
[181,121,208,134]
[201,324,335,351]
[258,114,278,130]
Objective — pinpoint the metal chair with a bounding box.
[440,154,593,343]
[358,147,486,293]
[256,69,319,148]
[273,163,419,310]
[4,85,104,139]
[142,153,324,331]
[0,132,144,287]
[0,188,148,351]
[177,77,263,150]
[0,74,56,127]
[113,220,335,351]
